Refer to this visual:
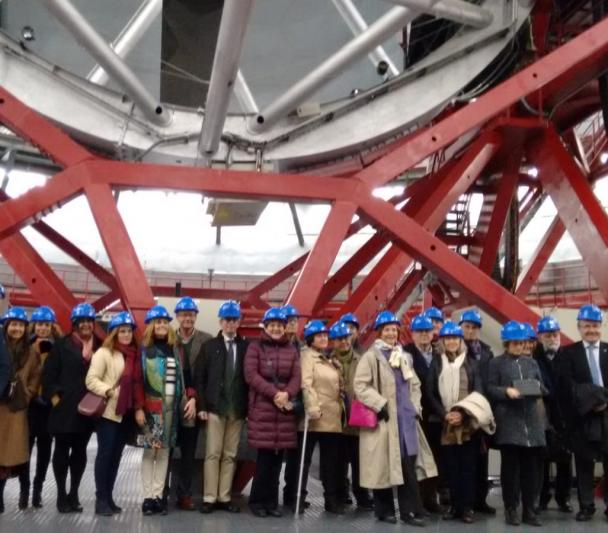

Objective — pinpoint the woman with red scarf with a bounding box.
[86,311,143,516]
[43,302,101,513]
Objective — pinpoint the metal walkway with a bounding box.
[0,436,605,533]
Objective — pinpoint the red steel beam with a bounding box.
[535,127,608,300]
[354,16,608,189]
[0,87,93,167]
[0,164,89,240]
[0,189,118,290]
[0,234,77,329]
[333,131,501,328]
[84,183,155,326]
[286,201,358,316]
[356,194,545,327]
[515,216,566,298]
[313,159,461,311]
[477,161,521,273]
[245,175,432,306]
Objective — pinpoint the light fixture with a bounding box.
[600,152,608,164]
[21,26,35,42]
[527,166,539,178]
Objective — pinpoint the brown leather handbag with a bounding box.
[77,391,107,417]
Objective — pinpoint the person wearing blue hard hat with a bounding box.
[18,306,63,510]
[521,323,537,357]
[559,304,608,522]
[139,304,194,516]
[426,321,487,524]
[282,304,302,348]
[353,310,434,526]
[297,319,346,514]
[85,311,140,516]
[532,316,573,514]
[171,297,213,511]
[403,313,445,514]
[487,321,546,527]
[0,306,39,513]
[244,307,301,518]
[195,301,249,514]
[327,321,374,511]
[424,307,445,338]
[340,313,363,354]
[458,309,495,514]
[43,301,101,514]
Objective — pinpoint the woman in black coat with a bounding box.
[43,303,101,513]
[426,322,482,524]
[487,321,546,527]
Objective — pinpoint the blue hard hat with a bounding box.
[537,316,560,334]
[459,309,482,327]
[31,306,57,324]
[501,321,527,342]
[3,307,28,324]
[577,304,603,322]
[174,296,199,314]
[304,319,329,339]
[439,320,464,338]
[522,323,537,340]
[424,307,444,322]
[145,305,172,324]
[262,307,287,324]
[374,310,400,331]
[108,311,136,332]
[411,314,433,332]
[70,302,96,322]
[218,300,241,319]
[329,322,350,340]
[340,312,360,328]
[282,304,300,319]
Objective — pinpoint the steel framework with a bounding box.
[0,8,608,340]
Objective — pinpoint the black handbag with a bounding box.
[7,378,28,412]
[513,378,542,397]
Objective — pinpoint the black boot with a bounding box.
[68,492,83,513]
[57,490,71,514]
[32,480,43,508]
[18,470,29,510]
[0,479,6,514]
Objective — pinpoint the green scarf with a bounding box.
[334,347,354,381]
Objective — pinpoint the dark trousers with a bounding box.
[443,438,477,513]
[475,446,490,507]
[19,402,53,494]
[339,434,371,504]
[52,431,92,500]
[419,420,442,506]
[373,455,424,519]
[282,434,301,505]
[540,455,572,506]
[574,451,608,511]
[175,425,200,498]
[291,431,344,506]
[94,418,127,504]
[249,449,284,511]
[500,445,543,513]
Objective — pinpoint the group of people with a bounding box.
[0,287,607,528]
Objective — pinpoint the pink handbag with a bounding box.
[348,357,382,429]
[348,399,378,429]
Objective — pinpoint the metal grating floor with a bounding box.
[0,436,606,533]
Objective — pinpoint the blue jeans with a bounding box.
[94,417,128,503]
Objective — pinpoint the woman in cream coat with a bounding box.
[86,312,143,516]
[354,311,436,526]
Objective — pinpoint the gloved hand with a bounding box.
[377,405,389,422]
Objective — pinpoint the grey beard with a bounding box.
[541,340,560,352]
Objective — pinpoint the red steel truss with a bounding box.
[1,15,608,336]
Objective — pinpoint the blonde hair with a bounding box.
[102,326,139,351]
[28,322,63,340]
[142,319,176,348]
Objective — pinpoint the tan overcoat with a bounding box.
[354,344,437,489]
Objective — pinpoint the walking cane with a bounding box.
[295,413,310,521]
